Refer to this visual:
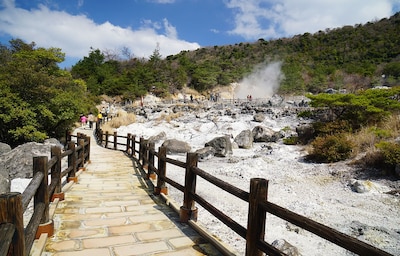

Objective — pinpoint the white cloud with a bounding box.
[0,0,199,63]
[225,0,397,40]
[163,18,177,39]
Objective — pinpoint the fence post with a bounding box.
[78,138,85,170]
[0,192,25,256]
[67,141,77,183]
[33,156,54,241]
[245,178,268,256]
[85,135,91,164]
[114,131,118,150]
[33,156,50,223]
[131,135,136,157]
[180,152,198,223]
[99,129,103,145]
[154,146,168,195]
[65,130,72,143]
[139,137,149,167]
[126,133,131,153]
[51,146,64,201]
[139,137,144,164]
[105,131,109,148]
[147,142,156,180]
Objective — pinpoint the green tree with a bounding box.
[0,39,93,147]
[307,86,400,130]
[383,62,400,79]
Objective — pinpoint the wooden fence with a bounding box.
[0,133,90,256]
[94,124,393,256]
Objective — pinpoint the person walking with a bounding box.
[80,114,87,128]
[88,112,95,129]
[97,112,103,126]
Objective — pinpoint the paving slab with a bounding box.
[42,128,224,256]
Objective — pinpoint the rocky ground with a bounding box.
[116,94,400,255]
[4,93,400,255]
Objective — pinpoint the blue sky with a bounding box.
[0,0,399,68]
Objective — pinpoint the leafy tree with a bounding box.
[383,62,400,79]
[0,39,94,147]
[307,86,400,131]
[70,12,400,100]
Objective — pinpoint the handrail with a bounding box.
[0,223,15,255]
[0,132,90,256]
[93,126,394,256]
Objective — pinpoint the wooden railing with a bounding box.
[0,133,90,256]
[94,125,393,256]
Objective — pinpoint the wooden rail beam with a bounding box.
[0,192,25,256]
[0,223,15,256]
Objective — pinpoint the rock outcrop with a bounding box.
[234,130,253,149]
[0,140,63,194]
[252,126,280,142]
[205,136,233,157]
[162,139,191,154]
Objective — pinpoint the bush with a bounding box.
[101,110,136,134]
[376,141,400,169]
[297,110,313,118]
[313,120,352,137]
[308,134,354,163]
[283,136,299,145]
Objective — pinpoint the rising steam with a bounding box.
[234,61,284,99]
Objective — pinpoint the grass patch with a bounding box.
[101,110,136,134]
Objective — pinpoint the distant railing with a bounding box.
[94,124,393,256]
[0,133,90,256]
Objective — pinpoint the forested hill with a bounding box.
[71,12,400,98]
[1,13,399,148]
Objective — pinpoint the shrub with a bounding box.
[376,141,400,168]
[297,110,313,118]
[368,127,392,139]
[283,136,299,145]
[308,134,354,163]
[101,110,136,134]
[313,120,352,137]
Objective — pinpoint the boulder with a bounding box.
[349,179,376,193]
[162,139,191,154]
[0,142,11,155]
[0,166,9,194]
[195,147,216,162]
[205,136,233,157]
[44,138,63,147]
[234,130,253,149]
[252,126,280,142]
[0,142,51,180]
[148,131,167,144]
[272,239,301,256]
[253,113,265,122]
[0,142,11,193]
[0,139,62,181]
[296,124,315,144]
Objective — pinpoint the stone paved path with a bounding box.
[42,128,223,256]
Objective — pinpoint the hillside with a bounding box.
[71,12,400,99]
